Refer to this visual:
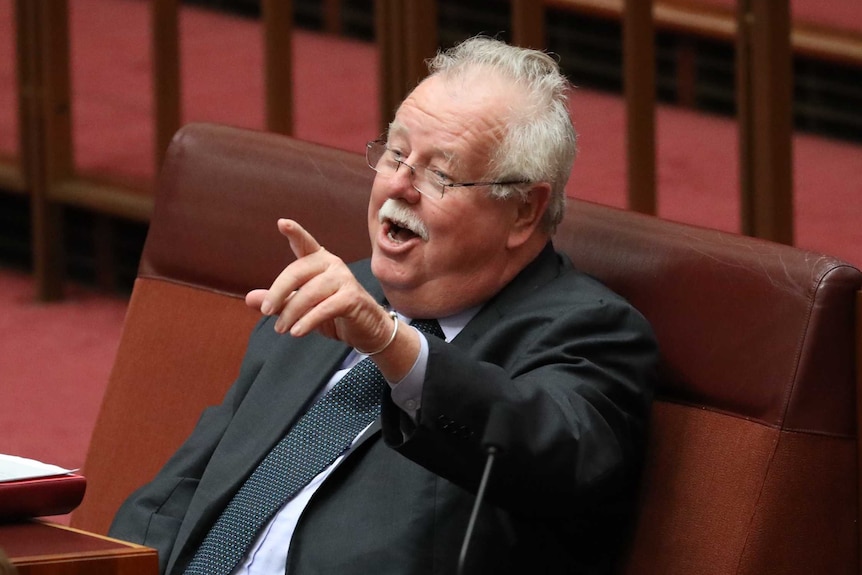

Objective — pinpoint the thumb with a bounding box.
[245,288,269,311]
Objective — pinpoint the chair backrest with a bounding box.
[72,123,862,575]
[555,202,862,575]
[71,123,374,534]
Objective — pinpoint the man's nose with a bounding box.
[388,163,422,202]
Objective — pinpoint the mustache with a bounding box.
[377,199,429,241]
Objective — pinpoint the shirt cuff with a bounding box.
[387,326,428,421]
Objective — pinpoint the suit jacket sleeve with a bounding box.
[107,318,276,571]
[380,246,657,520]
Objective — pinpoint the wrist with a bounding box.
[370,320,423,384]
[355,310,399,356]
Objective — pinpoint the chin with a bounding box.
[370,252,414,291]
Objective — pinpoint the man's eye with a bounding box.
[386,147,405,161]
[429,169,452,185]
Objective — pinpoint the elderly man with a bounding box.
[109,36,657,575]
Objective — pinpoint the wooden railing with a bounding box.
[15,0,71,299]
[9,0,301,299]
[3,0,859,299]
[550,0,862,66]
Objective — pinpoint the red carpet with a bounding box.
[0,270,126,468]
[0,0,860,522]
[0,0,380,186]
[0,0,859,264]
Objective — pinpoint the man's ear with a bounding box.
[507,182,552,249]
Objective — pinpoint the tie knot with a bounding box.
[410,318,444,340]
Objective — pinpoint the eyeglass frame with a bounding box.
[365,139,530,199]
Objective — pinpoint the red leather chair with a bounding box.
[72,123,862,574]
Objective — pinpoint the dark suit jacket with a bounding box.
[109,243,657,575]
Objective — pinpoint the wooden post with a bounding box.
[16,0,72,300]
[152,0,181,169]
[262,0,293,135]
[402,0,436,92]
[376,0,400,133]
[375,0,436,134]
[737,0,794,244]
[511,0,545,49]
[623,0,657,215]
[323,0,342,35]
[675,37,698,108]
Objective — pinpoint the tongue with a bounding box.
[393,225,419,242]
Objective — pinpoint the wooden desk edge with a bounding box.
[10,521,157,568]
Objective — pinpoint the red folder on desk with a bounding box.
[0,473,87,520]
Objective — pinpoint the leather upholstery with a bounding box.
[73,123,862,574]
[555,202,861,574]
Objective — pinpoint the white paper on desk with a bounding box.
[0,454,77,482]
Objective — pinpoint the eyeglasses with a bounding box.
[365,140,529,199]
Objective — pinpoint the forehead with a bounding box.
[389,73,515,167]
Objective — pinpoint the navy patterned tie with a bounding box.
[409,317,444,341]
[184,318,443,575]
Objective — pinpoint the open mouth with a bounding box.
[386,219,423,243]
[378,200,429,242]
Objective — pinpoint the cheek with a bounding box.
[432,216,498,261]
[459,210,515,256]
[367,203,378,232]
[454,197,510,234]
[367,184,385,229]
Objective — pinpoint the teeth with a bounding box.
[387,223,412,244]
[378,199,429,241]
[391,221,410,234]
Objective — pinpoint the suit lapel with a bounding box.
[451,242,563,350]
[169,332,350,572]
[167,251,562,571]
[170,262,387,572]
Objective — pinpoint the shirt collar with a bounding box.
[395,305,480,343]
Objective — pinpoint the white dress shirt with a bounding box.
[232,308,476,575]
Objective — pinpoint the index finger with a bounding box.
[278,218,324,260]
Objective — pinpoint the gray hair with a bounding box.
[426,36,577,233]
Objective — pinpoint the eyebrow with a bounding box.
[387,121,459,171]
[386,121,407,142]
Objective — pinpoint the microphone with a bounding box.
[457,402,519,575]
